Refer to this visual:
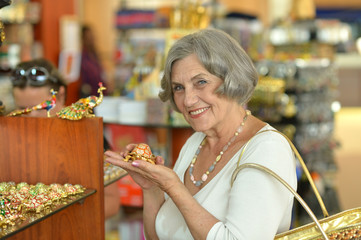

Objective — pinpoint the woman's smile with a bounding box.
[189,107,210,118]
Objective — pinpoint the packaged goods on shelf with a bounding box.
[0,1,41,24]
[252,50,341,220]
[116,8,171,29]
[117,175,143,207]
[117,98,147,125]
[94,96,125,122]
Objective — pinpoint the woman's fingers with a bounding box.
[104,150,123,160]
[104,149,168,185]
[104,150,130,168]
[155,156,165,165]
[125,143,137,152]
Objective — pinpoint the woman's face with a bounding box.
[171,54,238,133]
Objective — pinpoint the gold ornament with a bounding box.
[56,82,106,120]
[123,143,156,164]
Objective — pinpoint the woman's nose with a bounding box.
[184,88,198,107]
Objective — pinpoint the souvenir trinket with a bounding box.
[0,181,86,230]
[7,89,57,117]
[123,143,156,164]
[56,82,106,120]
[104,162,125,182]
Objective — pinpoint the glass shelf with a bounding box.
[0,189,96,239]
[104,167,128,186]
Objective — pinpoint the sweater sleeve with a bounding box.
[206,130,297,240]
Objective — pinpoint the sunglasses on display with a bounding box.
[11,66,57,86]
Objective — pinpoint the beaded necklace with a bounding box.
[189,110,251,187]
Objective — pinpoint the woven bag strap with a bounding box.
[233,163,329,240]
[231,129,329,218]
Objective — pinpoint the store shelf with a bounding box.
[0,189,96,240]
[334,53,361,69]
[251,55,341,225]
[314,0,361,8]
[104,166,128,187]
[0,117,106,240]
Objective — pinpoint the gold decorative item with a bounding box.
[252,76,286,106]
[0,0,11,47]
[103,162,127,183]
[248,76,288,122]
[56,82,105,120]
[170,0,210,29]
[123,143,156,164]
[291,0,316,21]
[0,21,5,45]
[7,89,57,117]
[0,181,85,229]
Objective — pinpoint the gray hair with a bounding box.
[159,28,258,112]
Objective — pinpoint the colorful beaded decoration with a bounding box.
[7,89,57,117]
[189,110,251,187]
[56,82,105,120]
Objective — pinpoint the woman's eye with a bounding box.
[173,85,184,92]
[197,79,207,85]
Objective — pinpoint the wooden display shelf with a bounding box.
[0,117,105,240]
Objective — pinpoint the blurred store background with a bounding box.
[1,0,361,239]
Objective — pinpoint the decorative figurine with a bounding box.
[56,82,106,120]
[0,0,11,47]
[0,181,86,229]
[7,89,57,117]
[123,143,156,164]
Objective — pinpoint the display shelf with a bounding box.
[0,189,96,239]
[104,166,128,187]
[251,57,341,225]
[0,117,105,240]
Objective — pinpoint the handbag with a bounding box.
[231,129,361,240]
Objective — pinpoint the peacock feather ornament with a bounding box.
[56,82,106,120]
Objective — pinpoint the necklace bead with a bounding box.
[189,110,251,187]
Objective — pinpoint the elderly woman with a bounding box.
[105,29,297,239]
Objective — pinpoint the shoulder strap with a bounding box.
[231,128,329,218]
[234,163,329,240]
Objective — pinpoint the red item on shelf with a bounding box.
[118,175,143,207]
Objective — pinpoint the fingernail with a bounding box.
[131,161,139,167]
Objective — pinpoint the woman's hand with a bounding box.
[104,144,156,190]
[104,144,179,192]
